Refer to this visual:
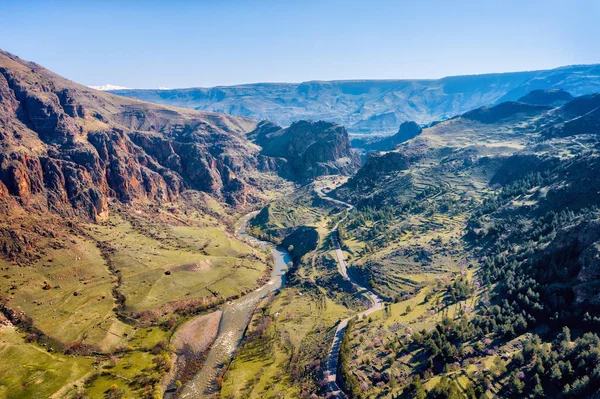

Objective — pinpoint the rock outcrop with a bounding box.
[352,121,422,152]
[348,151,411,185]
[250,120,361,182]
[281,226,319,261]
[534,219,600,307]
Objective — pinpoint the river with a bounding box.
[178,211,292,398]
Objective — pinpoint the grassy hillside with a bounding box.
[325,97,600,398]
[225,93,600,399]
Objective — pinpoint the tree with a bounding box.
[508,371,524,394]
[512,352,525,367]
[406,375,426,399]
[562,326,571,343]
[428,377,463,399]
[492,356,506,377]
[532,374,544,397]
[105,385,125,399]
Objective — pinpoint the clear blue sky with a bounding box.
[1,0,598,88]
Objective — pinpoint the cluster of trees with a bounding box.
[402,321,600,397]
[339,318,364,398]
[507,330,600,397]
[472,300,530,339]
[445,275,473,303]
[465,166,600,396]
[477,206,600,332]
[411,316,479,371]
[400,375,476,399]
[246,224,282,244]
[289,319,334,398]
[475,171,554,218]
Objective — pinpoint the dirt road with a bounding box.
[316,187,383,398]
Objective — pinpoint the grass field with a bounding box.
[0,199,274,398]
[0,325,94,399]
[0,236,127,352]
[221,287,352,399]
[87,212,268,316]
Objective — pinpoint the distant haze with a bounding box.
[1,0,598,88]
[111,64,600,134]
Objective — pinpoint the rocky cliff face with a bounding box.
[250,120,361,182]
[0,49,281,226]
[542,220,600,307]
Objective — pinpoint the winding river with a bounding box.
[178,211,292,398]
[178,189,381,399]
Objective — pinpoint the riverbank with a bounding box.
[177,211,292,398]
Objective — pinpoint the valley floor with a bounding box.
[0,198,274,399]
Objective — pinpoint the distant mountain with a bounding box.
[462,101,552,124]
[517,89,574,106]
[88,84,131,90]
[540,93,600,137]
[110,64,600,134]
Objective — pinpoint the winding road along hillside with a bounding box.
[316,187,383,398]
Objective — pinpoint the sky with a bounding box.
[1,0,598,88]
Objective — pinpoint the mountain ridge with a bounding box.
[110,64,600,134]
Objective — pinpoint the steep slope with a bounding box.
[323,93,600,398]
[0,50,294,398]
[111,64,600,134]
[249,120,361,182]
[461,101,552,124]
[0,49,287,226]
[540,93,600,137]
